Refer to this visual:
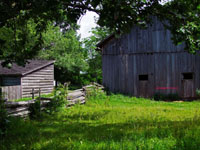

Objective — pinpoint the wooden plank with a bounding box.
[22,75,53,78]
[22,76,53,80]
[1,85,21,100]
[22,85,54,89]
[7,107,29,114]
[22,82,54,86]
[67,91,84,100]
[182,80,195,98]
[22,79,53,82]
[5,100,35,108]
[67,96,85,106]
[22,87,53,92]
[9,111,29,117]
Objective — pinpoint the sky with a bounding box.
[77,11,98,40]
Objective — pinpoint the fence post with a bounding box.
[32,88,34,99]
[39,88,41,100]
[0,87,2,101]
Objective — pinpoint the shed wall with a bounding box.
[1,85,21,100]
[0,76,22,100]
[21,64,54,98]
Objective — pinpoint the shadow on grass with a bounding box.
[2,114,200,150]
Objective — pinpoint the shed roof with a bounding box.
[0,60,54,76]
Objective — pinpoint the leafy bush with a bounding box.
[0,90,9,137]
[46,83,68,113]
[86,85,107,100]
[28,99,41,120]
[153,93,180,101]
[196,89,200,98]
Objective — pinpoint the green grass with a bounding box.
[2,92,200,150]
[14,93,53,102]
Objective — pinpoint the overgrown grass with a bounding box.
[14,93,53,102]
[2,92,200,150]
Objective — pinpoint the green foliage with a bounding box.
[83,26,111,84]
[96,0,200,54]
[153,93,180,101]
[196,89,200,97]
[38,24,88,85]
[28,99,41,120]
[0,89,9,137]
[1,0,200,63]
[0,19,40,65]
[0,100,9,137]
[2,94,200,149]
[46,83,68,113]
[0,1,84,63]
[85,86,107,100]
[159,0,200,54]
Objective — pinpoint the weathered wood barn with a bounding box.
[0,60,54,100]
[98,17,200,98]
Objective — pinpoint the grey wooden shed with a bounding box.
[97,17,200,99]
[0,60,54,100]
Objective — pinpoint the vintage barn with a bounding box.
[0,60,54,100]
[98,17,200,98]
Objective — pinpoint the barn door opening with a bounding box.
[138,74,149,97]
[182,73,194,98]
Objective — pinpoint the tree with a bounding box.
[0,19,40,66]
[0,0,200,63]
[158,0,200,54]
[96,0,200,54]
[0,0,90,64]
[38,24,88,85]
[83,26,111,83]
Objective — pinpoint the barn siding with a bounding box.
[21,64,54,98]
[102,17,200,98]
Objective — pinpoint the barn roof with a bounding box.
[0,60,54,76]
[97,34,115,49]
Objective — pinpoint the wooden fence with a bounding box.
[5,99,49,117]
[3,88,86,117]
[2,83,104,117]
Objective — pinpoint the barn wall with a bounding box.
[102,17,200,98]
[21,64,54,98]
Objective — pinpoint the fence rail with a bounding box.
[1,83,104,117]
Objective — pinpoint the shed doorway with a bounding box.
[181,73,195,98]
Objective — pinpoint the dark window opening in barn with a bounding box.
[182,73,193,80]
[139,75,148,81]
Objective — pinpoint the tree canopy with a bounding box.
[0,0,200,63]
[83,26,111,84]
[37,24,88,85]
